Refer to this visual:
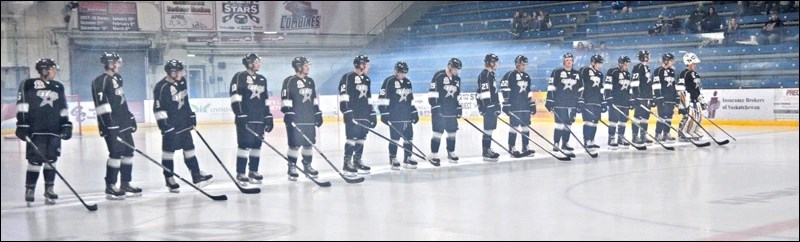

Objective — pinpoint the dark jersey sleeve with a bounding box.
[280,76,294,115]
[92,75,119,130]
[153,82,174,133]
[229,72,246,118]
[546,69,557,104]
[15,80,32,128]
[338,73,351,115]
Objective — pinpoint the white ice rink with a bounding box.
[1,120,798,240]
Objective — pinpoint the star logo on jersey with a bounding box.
[665,77,675,87]
[36,90,59,107]
[563,78,577,90]
[621,79,630,90]
[444,85,458,97]
[248,84,264,99]
[173,90,187,109]
[517,81,528,93]
[397,88,412,102]
[299,88,313,103]
[591,76,601,87]
[356,84,368,99]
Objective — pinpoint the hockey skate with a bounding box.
[426,153,441,167]
[303,163,319,178]
[248,171,263,184]
[403,156,418,169]
[105,183,126,200]
[192,171,214,188]
[25,185,35,207]
[390,157,401,170]
[44,184,58,205]
[120,182,143,197]
[482,148,500,162]
[342,158,357,177]
[447,152,459,164]
[237,173,250,186]
[354,159,371,175]
[165,177,180,193]
[287,165,299,181]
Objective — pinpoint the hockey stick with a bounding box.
[115,137,227,201]
[609,105,675,151]
[507,112,577,158]
[493,118,572,161]
[582,109,647,150]
[193,129,260,194]
[461,118,527,159]
[701,115,737,141]
[244,126,331,187]
[685,107,729,145]
[289,123,365,184]
[552,111,600,158]
[386,121,432,160]
[24,137,98,211]
[639,104,710,147]
[352,121,428,160]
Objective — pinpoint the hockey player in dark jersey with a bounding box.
[427,58,463,164]
[378,61,420,169]
[630,50,654,145]
[339,55,376,176]
[546,53,582,154]
[604,56,633,150]
[229,53,272,185]
[281,57,323,180]
[476,53,502,161]
[500,55,536,157]
[16,59,72,206]
[92,52,141,200]
[155,59,214,192]
[678,52,706,141]
[653,53,678,142]
[577,54,605,149]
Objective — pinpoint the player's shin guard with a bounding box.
[445,132,456,153]
[43,163,55,185]
[26,163,41,187]
[508,129,517,149]
[236,148,248,174]
[161,151,175,177]
[120,156,133,182]
[105,158,121,184]
[431,132,442,153]
[389,139,399,157]
[184,149,200,173]
[248,148,260,172]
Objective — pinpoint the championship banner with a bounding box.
[216,1,266,32]
[279,1,321,31]
[162,1,215,31]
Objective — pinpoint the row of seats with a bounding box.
[416,2,587,26]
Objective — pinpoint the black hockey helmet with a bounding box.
[484,53,499,65]
[590,54,604,64]
[618,55,632,64]
[637,50,650,61]
[164,59,184,74]
[100,52,121,67]
[394,61,409,73]
[515,55,529,64]
[35,58,58,74]
[448,58,462,69]
[353,55,370,69]
[661,53,675,62]
[292,56,309,72]
[242,53,261,66]
[563,52,574,60]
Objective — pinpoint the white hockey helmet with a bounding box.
[683,52,701,65]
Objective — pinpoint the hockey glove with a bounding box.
[601,101,609,113]
[16,125,30,141]
[189,113,197,128]
[235,115,248,126]
[315,112,323,127]
[342,111,353,125]
[492,105,501,116]
[545,101,554,112]
[629,99,637,110]
[264,115,274,133]
[700,102,708,111]
[411,107,419,124]
[529,104,537,115]
[678,108,688,115]
[502,104,511,116]
[107,126,122,137]
[650,99,659,108]
[456,107,463,119]
[368,114,377,128]
[284,113,295,126]
[61,123,73,140]
[380,113,390,126]
[576,101,585,113]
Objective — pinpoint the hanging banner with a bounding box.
[216,1,266,32]
[162,1,216,31]
[279,1,322,31]
[78,2,139,31]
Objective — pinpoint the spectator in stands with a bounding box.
[724,17,741,46]
[611,1,632,14]
[758,11,784,44]
[734,1,745,19]
[541,12,552,30]
[588,42,595,51]
[702,6,722,32]
[649,15,666,36]
[598,41,610,63]
[522,11,532,32]
[531,11,541,31]
[668,16,683,34]
[687,4,706,33]
[575,42,588,66]
[510,11,523,37]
